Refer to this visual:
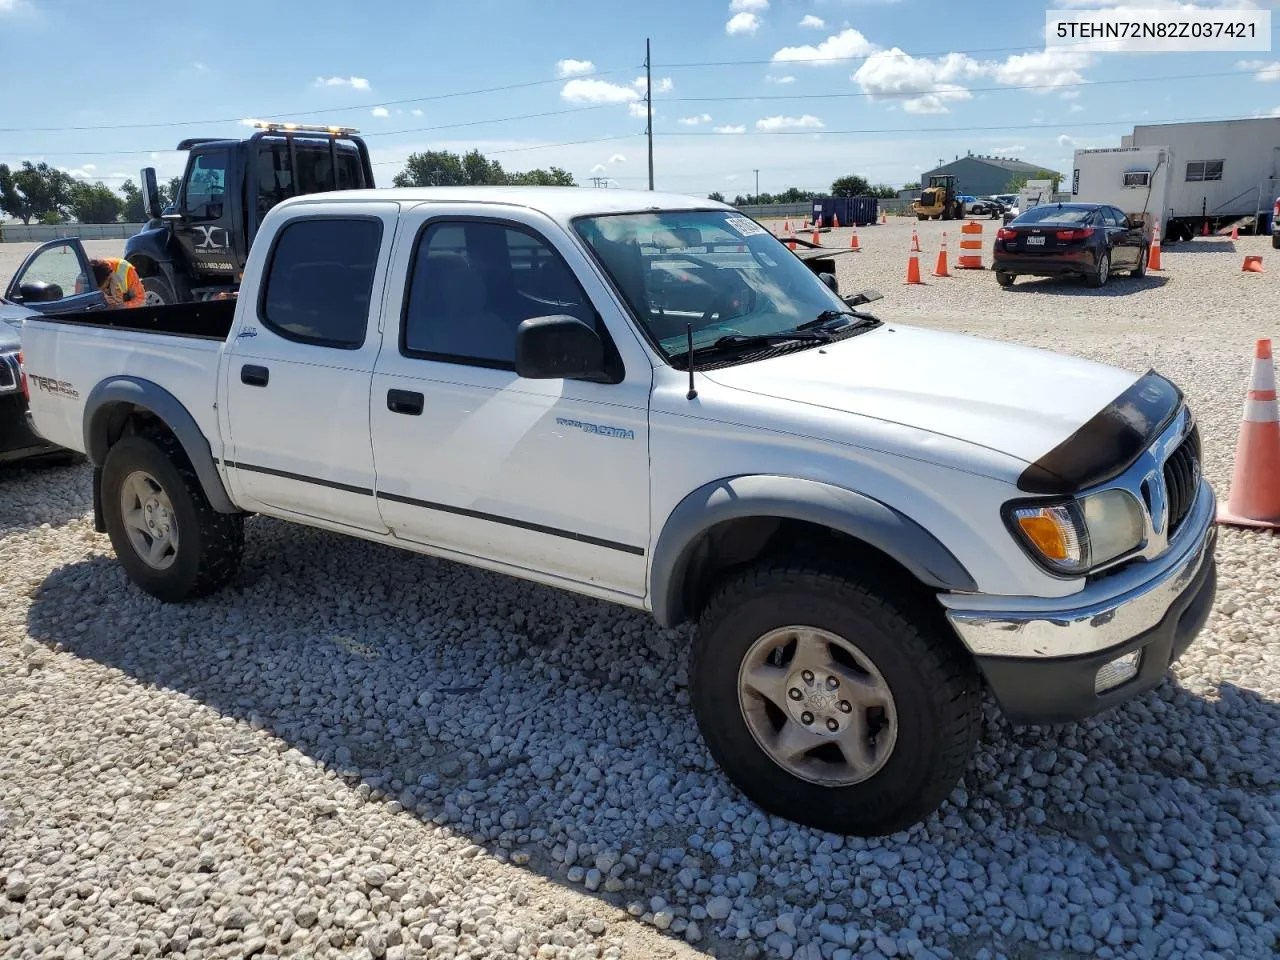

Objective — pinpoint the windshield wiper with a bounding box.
[794,309,879,333]
[710,330,831,349]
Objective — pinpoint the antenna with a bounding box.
[685,323,697,400]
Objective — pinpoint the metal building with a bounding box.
[919,153,1058,198]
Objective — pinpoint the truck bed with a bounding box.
[33,298,237,341]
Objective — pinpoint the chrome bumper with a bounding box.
[943,477,1217,659]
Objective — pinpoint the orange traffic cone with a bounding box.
[905,248,923,285]
[911,229,921,252]
[1243,255,1264,272]
[1202,220,1210,236]
[811,228,821,245]
[803,217,809,229]
[933,232,951,277]
[880,211,887,225]
[787,238,797,251]
[849,227,861,251]
[1218,339,1280,528]
[1231,224,1239,240]
[833,213,840,228]
[783,219,792,234]
[1149,221,1163,270]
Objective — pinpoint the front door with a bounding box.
[173,147,238,280]
[219,203,397,534]
[369,205,652,598]
[3,239,108,315]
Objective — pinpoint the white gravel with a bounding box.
[2,219,1279,960]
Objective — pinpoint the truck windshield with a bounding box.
[573,209,849,360]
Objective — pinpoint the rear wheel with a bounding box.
[102,433,243,602]
[140,275,176,306]
[917,214,928,221]
[1086,250,1110,288]
[996,271,1015,287]
[1130,245,1148,278]
[690,557,982,836]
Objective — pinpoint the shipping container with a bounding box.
[809,196,879,228]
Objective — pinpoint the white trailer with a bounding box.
[1071,146,1173,240]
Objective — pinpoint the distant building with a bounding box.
[920,153,1059,198]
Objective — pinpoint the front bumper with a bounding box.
[944,476,1218,724]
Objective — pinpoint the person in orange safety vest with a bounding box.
[89,257,146,308]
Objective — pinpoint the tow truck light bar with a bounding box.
[248,120,360,135]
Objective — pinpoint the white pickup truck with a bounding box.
[19,187,1217,837]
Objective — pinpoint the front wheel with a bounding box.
[690,558,982,836]
[102,433,244,602]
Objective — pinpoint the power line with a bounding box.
[0,66,638,134]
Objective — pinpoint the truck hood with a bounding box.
[701,323,1141,466]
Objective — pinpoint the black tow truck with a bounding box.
[124,121,376,304]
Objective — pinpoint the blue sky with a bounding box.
[2,0,1278,199]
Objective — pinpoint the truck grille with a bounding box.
[0,352,17,393]
[1163,424,1200,535]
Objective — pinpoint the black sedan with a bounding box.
[992,202,1149,288]
[1,299,65,465]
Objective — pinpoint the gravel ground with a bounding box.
[2,220,1279,960]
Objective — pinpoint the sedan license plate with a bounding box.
[1026,235,1046,246]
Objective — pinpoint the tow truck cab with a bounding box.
[123,122,375,304]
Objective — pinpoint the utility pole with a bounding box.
[753,168,759,204]
[645,38,654,191]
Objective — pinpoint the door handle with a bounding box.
[387,388,424,416]
[241,364,269,387]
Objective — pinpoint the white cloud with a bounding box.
[726,11,761,34]
[371,106,389,117]
[0,0,21,10]
[410,108,423,117]
[1070,103,1085,112]
[1057,134,1077,149]
[756,114,825,131]
[609,154,627,163]
[628,102,649,119]
[561,78,641,103]
[766,74,797,84]
[990,48,1092,91]
[314,76,370,91]
[1060,89,1080,100]
[633,75,673,94]
[678,113,714,125]
[730,0,768,9]
[63,167,97,180]
[1239,59,1280,81]
[590,163,607,173]
[773,28,877,65]
[556,59,595,77]
[853,49,984,113]
[82,163,97,172]
[193,61,207,72]
[714,124,747,133]
[799,14,825,28]
[986,145,1026,155]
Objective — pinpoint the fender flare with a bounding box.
[83,376,238,514]
[649,475,978,628]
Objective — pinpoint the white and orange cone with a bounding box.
[905,247,923,285]
[933,232,951,277]
[1218,338,1280,528]
[849,226,861,251]
[911,228,921,252]
[811,227,821,245]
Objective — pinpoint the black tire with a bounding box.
[1272,233,1279,250]
[995,271,1015,287]
[690,558,982,836]
[1086,250,1110,288]
[1130,245,1148,278]
[917,214,928,221]
[140,275,176,306]
[101,432,243,602]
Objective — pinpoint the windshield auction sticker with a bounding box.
[723,216,768,237]
[1047,8,1270,52]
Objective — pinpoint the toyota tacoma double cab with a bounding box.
[17,187,1218,836]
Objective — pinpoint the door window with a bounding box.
[1099,208,1121,227]
[400,220,596,368]
[14,243,88,302]
[259,217,382,349]
[184,151,228,219]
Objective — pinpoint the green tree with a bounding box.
[394,149,576,188]
[869,183,898,199]
[119,179,146,222]
[830,174,872,198]
[902,181,920,191]
[0,161,75,223]
[707,191,725,202]
[70,181,123,223]
[1006,169,1063,193]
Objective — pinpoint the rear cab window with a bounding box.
[259,217,383,349]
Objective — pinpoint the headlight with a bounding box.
[1006,489,1145,575]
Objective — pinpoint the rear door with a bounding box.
[3,239,108,315]
[219,201,398,534]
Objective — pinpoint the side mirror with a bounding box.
[18,281,64,303]
[141,166,164,220]
[514,314,605,380]
[818,272,839,294]
[1127,217,1145,230]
